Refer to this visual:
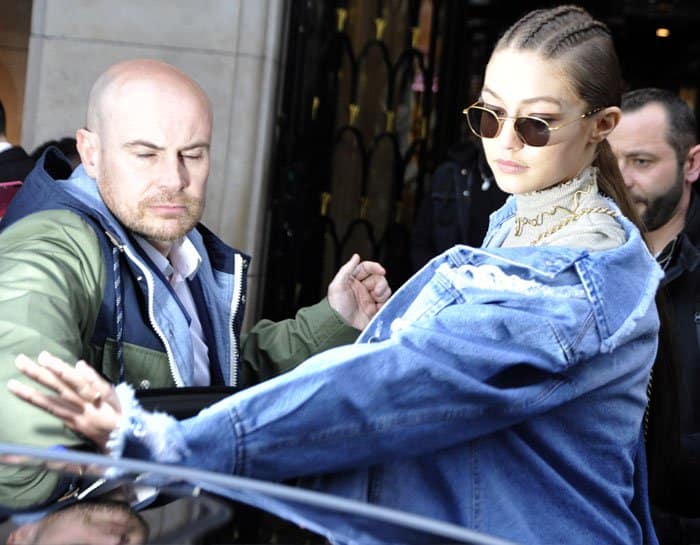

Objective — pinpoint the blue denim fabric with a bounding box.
[114,199,663,545]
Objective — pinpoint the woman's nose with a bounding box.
[498,118,524,150]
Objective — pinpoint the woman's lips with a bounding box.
[495,159,528,174]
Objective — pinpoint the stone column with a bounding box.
[22,0,288,325]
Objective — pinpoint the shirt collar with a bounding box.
[0,141,13,154]
[134,235,202,281]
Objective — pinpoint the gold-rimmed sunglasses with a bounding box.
[462,102,603,147]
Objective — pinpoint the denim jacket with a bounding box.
[113,198,663,545]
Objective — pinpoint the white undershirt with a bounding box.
[135,235,210,386]
[0,141,13,154]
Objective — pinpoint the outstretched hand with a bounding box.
[327,254,392,330]
[7,352,121,452]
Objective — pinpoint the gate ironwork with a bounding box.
[265,0,459,320]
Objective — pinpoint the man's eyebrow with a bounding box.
[122,141,210,152]
[123,140,164,150]
[623,150,657,158]
[181,142,210,151]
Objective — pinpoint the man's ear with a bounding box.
[590,106,621,144]
[76,128,100,179]
[684,144,700,184]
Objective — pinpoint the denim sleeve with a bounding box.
[109,285,654,482]
[108,383,237,475]
[227,299,593,480]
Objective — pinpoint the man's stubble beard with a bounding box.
[640,165,684,232]
[99,177,205,243]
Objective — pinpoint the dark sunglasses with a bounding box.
[463,102,603,147]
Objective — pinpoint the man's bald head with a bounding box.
[76,58,213,255]
[85,59,212,134]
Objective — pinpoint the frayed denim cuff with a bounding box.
[106,384,191,470]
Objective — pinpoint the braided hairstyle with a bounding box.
[495,5,642,231]
[500,7,684,514]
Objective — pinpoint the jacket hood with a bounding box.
[8,146,135,248]
[1,147,82,231]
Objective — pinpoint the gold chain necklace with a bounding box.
[513,179,596,237]
[529,207,618,246]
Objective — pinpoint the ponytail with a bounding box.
[594,139,646,234]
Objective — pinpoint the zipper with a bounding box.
[105,230,184,387]
[228,253,244,386]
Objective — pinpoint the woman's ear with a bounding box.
[589,106,621,144]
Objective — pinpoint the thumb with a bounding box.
[336,253,361,280]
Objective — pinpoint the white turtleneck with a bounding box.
[500,166,626,251]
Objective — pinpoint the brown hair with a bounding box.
[499,8,685,514]
[622,87,698,165]
[495,5,643,232]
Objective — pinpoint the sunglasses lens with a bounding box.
[515,118,550,147]
[467,107,500,139]
[466,106,554,146]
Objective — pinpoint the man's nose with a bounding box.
[159,154,189,190]
[617,160,634,188]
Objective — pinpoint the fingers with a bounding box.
[14,352,107,411]
[38,352,95,400]
[335,254,389,287]
[366,275,391,302]
[15,354,77,402]
[75,360,114,405]
[351,258,386,281]
[7,377,80,423]
[7,377,41,405]
[16,353,85,407]
[9,352,121,451]
[351,266,391,304]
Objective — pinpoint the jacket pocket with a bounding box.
[99,339,176,388]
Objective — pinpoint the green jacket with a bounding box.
[0,198,357,508]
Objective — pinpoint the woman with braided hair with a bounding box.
[9,6,662,544]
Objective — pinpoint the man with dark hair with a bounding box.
[609,87,700,544]
[0,99,33,182]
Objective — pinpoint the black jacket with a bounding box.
[650,190,700,544]
[0,145,34,182]
[410,141,507,271]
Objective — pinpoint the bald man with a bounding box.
[0,59,390,508]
